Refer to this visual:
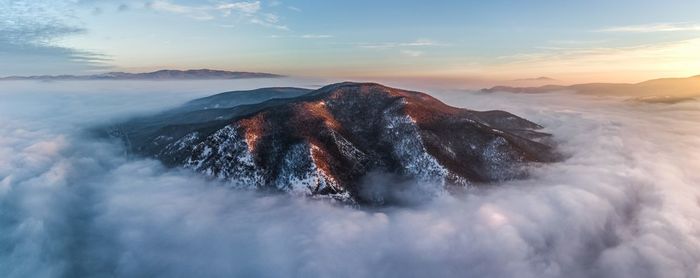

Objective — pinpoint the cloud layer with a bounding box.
[0,80,699,277]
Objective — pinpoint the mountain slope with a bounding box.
[107,87,312,161]
[108,82,557,204]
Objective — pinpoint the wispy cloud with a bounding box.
[148,0,215,20]
[250,16,289,30]
[117,4,129,12]
[357,39,444,58]
[300,34,333,39]
[0,1,108,75]
[148,0,287,30]
[218,1,261,15]
[358,39,443,49]
[400,50,423,57]
[267,34,332,39]
[148,0,261,20]
[597,22,700,33]
[547,39,608,45]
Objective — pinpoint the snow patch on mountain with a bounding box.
[482,136,523,180]
[162,132,199,154]
[274,142,339,195]
[381,100,448,185]
[185,125,263,187]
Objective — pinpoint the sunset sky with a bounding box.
[2,0,700,83]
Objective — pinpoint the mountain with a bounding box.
[105,82,558,204]
[512,77,558,82]
[482,75,700,98]
[178,87,312,112]
[0,69,283,81]
[627,95,696,104]
[108,87,312,155]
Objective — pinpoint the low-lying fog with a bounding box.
[1,79,699,278]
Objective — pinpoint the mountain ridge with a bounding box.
[482,75,700,98]
[512,76,558,82]
[0,69,283,81]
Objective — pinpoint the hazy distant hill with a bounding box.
[512,77,558,82]
[482,75,700,99]
[0,69,283,81]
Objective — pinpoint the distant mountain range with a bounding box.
[482,75,700,102]
[0,69,283,81]
[512,76,558,82]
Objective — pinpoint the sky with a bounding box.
[2,0,700,83]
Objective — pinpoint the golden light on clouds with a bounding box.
[490,38,700,83]
[325,37,700,86]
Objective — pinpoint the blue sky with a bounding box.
[2,0,700,82]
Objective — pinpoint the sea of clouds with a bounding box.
[0,79,699,278]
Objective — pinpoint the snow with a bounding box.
[164,132,199,153]
[481,136,521,180]
[185,125,263,188]
[183,126,345,196]
[381,100,448,184]
[329,130,367,163]
[274,143,327,194]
